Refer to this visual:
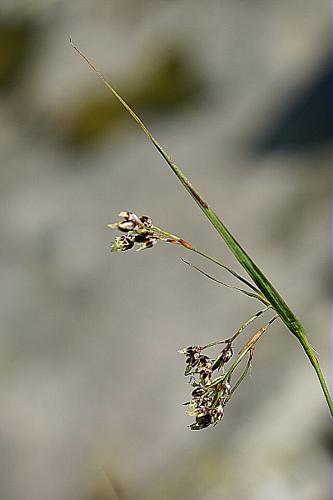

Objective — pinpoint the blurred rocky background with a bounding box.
[0,1,331,499]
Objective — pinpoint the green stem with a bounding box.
[230,352,252,395]
[210,316,277,389]
[297,328,333,414]
[201,301,269,350]
[209,306,271,371]
[190,247,262,296]
[152,225,265,299]
[209,341,252,389]
[180,258,264,302]
[228,306,272,343]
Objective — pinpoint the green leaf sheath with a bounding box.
[71,41,333,416]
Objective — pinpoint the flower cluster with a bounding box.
[180,343,233,430]
[108,211,158,252]
[108,210,275,431]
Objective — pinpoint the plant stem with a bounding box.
[228,306,272,343]
[230,352,253,395]
[207,306,271,371]
[210,316,278,389]
[152,225,265,299]
[190,247,261,295]
[154,231,332,414]
[71,40,333,417]
[181,258,264,301]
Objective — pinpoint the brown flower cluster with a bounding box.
[108,211,157,252]
[181,343,234,430]
[108,211,275,431]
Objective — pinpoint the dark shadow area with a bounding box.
[250,54,332,156]
[0,18,37,91]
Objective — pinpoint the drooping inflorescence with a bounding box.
[180,341,238,430]
[108,211,277,430]
[180,344,231,430]
[180,314,277,430]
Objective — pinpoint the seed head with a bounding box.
[118,211,141,225]
[109,211,161,252]
[181,339,239,429]
[111,235,135,252]
[180,346,203,376]
[187,385,225,430]
[136,235,157,251]
[118,220,138,232]
[221,344,233,363]
[139,215,153,228]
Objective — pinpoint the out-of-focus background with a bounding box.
[0,1,331,499]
